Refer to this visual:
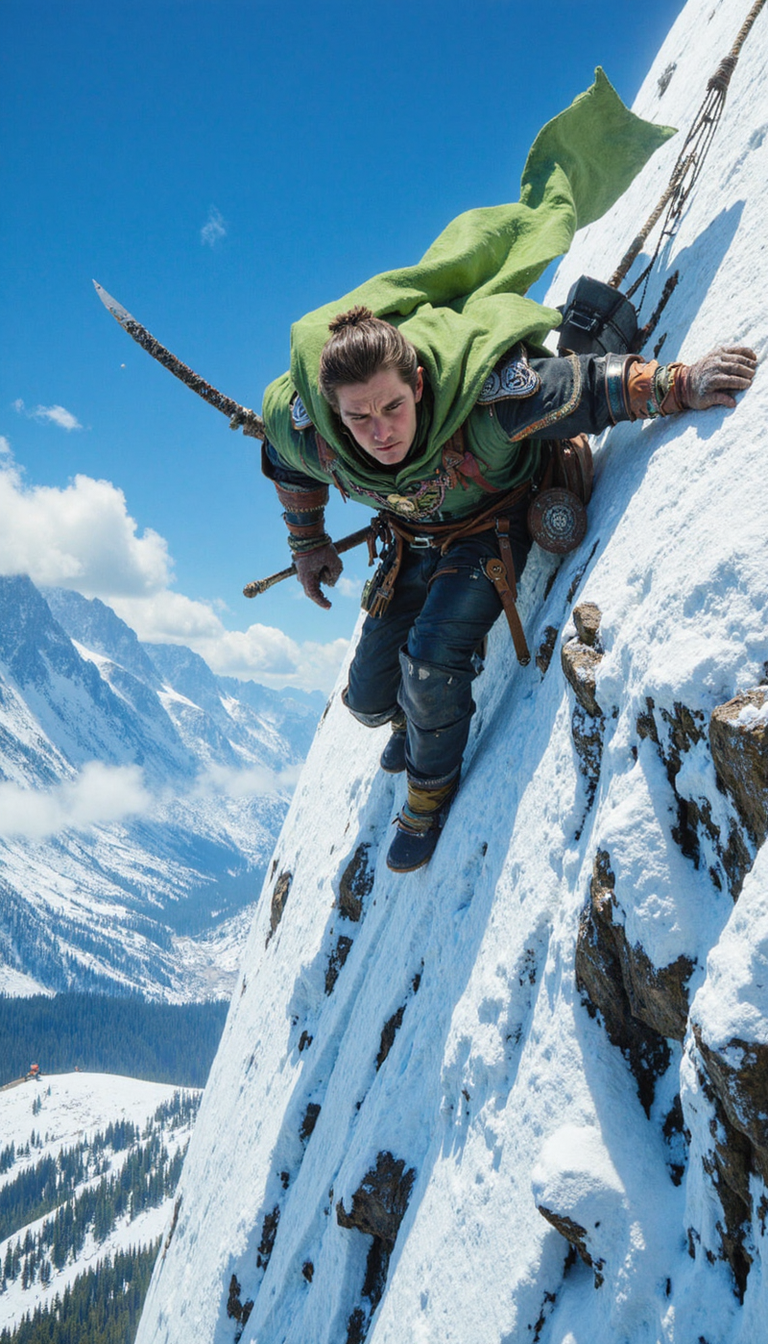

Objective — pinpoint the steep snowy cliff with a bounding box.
[136,2,768,1339]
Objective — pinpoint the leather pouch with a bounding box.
[557,275,638,357]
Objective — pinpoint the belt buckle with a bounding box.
[408,534,433,549]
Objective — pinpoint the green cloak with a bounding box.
[262,68,674,462]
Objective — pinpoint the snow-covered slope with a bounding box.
[136,3,768,1339]
[0,579,322,1000]
[0,1071,198,1336]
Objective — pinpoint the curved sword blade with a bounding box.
[92,280,265,438]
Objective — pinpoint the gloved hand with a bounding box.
[295,543,343,610]
[679,345,757,410]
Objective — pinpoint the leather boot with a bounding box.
[386,775,459,873]
[380,711,407,773]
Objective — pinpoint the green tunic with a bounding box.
[262,68,674,522]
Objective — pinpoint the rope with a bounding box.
[609,0,766,295]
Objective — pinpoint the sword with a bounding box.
[93,282,371,599]
[93,281,266,439]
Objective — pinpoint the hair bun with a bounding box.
[327,305,375,334]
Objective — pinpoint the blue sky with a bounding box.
[1,0,683,691]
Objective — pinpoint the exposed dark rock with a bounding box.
[573,602,602,648]
[566,544,599,605]
[336,1151,415,1247]
[536,1207,605,1288]
[339,844,375,922]
[636,696,659,745]
[346,1306,367,1344]
[300,1102,321,1143]
[302,1261,314,1282]
[298,1031,313,1052]
[325,934,354,994]
[338,1153,415,1344]
[662,1096,688,1186]
[162,1196,181,1259]
[562,621,605,807]
[571,705,605,810]
[658,703,709,865]
[690,1030,756,1299]
[256,1205,280,1270]
[536,625,559,675]
[657,60,677,94]
[637,698,753,897]
[561,639,603,719]
[721,824,753,904]
[576,850,694,1114]
[376,1005,406,1071]
[531,1289,558,1342]
[267,871,292,944]
[710,690,768,847]
[226,1274,254,1334]
[695,1027,768,1190]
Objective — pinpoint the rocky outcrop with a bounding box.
[709,689,768,847]
[686,1018,768,1299]
[536,1208,605,1287]
[226,1274,253,1341]
[637,695,759,899]
[267,871,292,944]
[337,1153,416,1344]
[338,844,375,922]
[325,934,353,994]
[576,850,694,1113]
[531,1123,628,1291]
[687,1032,755,1300]
[336,1152,415,1246]
[535,625,558,675]
[561,603,605,807]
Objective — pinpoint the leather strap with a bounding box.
[482,555,530,666]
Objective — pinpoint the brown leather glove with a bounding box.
[295,543,343,610]
[676,345,757,410]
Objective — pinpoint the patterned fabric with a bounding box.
[290,394,313,431]
[477,349,541,404]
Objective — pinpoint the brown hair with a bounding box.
[318,305,419,409]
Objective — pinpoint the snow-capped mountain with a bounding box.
[136,3,768,1341]
[0,1070,199,1339]
[0,577,323,1001]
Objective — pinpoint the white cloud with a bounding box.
[0,436,10,456]
[336,574,365,599]
[0,763,151,840]
[201,206,227,247]
[110,590,350,692]
[193,762,303,800]
[13,398,83,431]
[0,450,349,693]
[0,457,171,595]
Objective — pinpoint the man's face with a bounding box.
[336,367,423,466]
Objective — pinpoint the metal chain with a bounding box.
[609,0,766,298]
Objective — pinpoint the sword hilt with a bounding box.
[243,526,373,599]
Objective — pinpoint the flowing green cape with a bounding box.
[263,69,674,459]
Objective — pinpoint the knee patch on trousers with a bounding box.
[341,685,400,729]
[398,650,474,730]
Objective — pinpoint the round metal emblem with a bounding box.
[527,488,588,554]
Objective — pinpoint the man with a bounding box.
[258,72,757,872]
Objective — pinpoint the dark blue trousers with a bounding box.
[344,510,531,788]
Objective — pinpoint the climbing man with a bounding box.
[258,72,757,873]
